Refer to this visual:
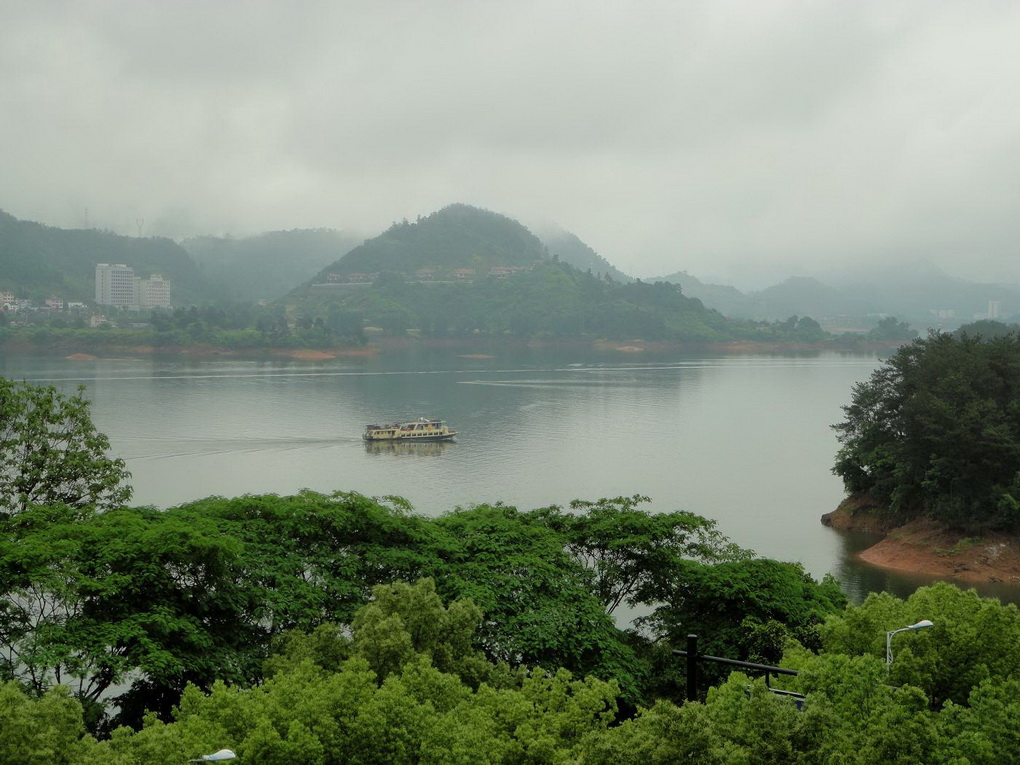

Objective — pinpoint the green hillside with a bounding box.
[0,209,210,303]
[287,205,826,344]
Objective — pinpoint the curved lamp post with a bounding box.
[886,619,934,666]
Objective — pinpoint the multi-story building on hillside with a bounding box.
[95,263,137,306]
[95,264,172,308]
[138,274,171,309]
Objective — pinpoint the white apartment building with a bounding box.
[95,264,172,308]
[95,263,137,306]
[137,274,171,308]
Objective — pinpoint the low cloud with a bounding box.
[2,1,1018,288]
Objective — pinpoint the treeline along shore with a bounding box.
[0,324,909,360]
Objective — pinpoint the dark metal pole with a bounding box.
[686,634,698,703]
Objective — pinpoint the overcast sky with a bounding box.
[2,1,1019,288]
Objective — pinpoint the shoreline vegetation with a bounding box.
[822,499,1020,585]
[825,331,1020,588]
[0,333,908,360]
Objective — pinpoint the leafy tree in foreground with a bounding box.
[0,485,854,730]
[10,578,1020,763]
[427,504,647,702]
[0,502,258,732]
[0,682,92,765]
[0,379,131,518]
[814,581,1020,709]
[636,558,847,698]
[534,495,748,614]
[82,580,620,764]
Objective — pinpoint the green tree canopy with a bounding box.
[640,558,847,670]
[532,495,747,614]
[815,581,1020,709]
[0,380,131,518]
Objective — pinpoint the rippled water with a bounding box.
[5,346,1016,603]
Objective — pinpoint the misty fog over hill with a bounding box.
[654,266,1020,332]
[182,229,362,302]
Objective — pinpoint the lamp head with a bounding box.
[909,619,934,630]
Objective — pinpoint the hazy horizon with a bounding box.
[3,2,1019,291]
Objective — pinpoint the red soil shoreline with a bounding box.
[822,501,1020,585]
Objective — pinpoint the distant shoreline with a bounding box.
[822,499,1020,585]
[1,335,905,360]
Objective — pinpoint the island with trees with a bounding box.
[825,325,1020,583]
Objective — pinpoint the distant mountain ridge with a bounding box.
[653,265,1020,330]
[651,271,748,317]
[4,203,1018,332]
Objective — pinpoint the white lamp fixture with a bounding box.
[886,619,934,665]
[189,750,236,762]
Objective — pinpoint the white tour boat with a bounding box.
[363,418,457,442]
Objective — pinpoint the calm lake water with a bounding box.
[4,346,1017,604]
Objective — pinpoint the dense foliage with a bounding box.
[3,580,1020,764]
[833,330,1020,531]
[2,203,840,347]
[288,203,832,343]
[4,485,817,728]
[0,380,131,517]
[591,580,1020,765]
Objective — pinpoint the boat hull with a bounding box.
[362,432,457,442]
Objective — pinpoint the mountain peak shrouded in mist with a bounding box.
[314,204,549,279]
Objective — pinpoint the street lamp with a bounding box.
[886,619,934,666]
[188,750,236,762]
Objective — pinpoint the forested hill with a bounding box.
[292,270,828,345]
[315,204,549,278]
[182,228,362,301]
[0,209,210,303]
